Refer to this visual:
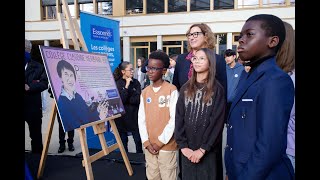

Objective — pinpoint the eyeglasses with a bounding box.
[145,66,164,72]
[125,68,134,71]
[191,56,207,63]
[186,32,204,39]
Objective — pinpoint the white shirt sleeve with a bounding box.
[138,95,149,144]
[158,89,179,144]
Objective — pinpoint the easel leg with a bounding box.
[37,104,57,179]
[78,128,94,180]
[94,123,110,155]
[109,119,133,176]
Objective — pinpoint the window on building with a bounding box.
[42,0,114,19]
[168,0,187,12]
[132,42,149,46]
[162,41,184,55]
[42,6,57,19]
[130,43,149,68]
[99,1,112,15]
[150,42,158,53]
[126,0,143,14]
[262,0,288,7]
[237,0,259,8]
[216,33,227,55]
[80,3,94,13]
[233,34,240,42]
[214,0,234,10]
[183,41,188,53]
[130,41,158,67]
[147,0,164,14]
[191,0,210,11]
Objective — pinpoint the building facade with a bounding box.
[25,0,295,66]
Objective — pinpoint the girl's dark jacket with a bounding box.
[115,78,141,132]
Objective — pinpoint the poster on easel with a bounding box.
[39,46,125,133]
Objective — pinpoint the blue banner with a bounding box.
[80,11,121,150]
[80,11,120,72]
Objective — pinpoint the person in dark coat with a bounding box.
[24,39,48,154]
[113,61,143,153]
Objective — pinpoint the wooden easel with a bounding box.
[37,0,133,179]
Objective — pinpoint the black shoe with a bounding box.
[68,144,75,151]
[58,145,65,153]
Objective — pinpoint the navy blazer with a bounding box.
[224,57,295,180]
[172,52,227,97]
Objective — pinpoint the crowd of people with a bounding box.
[25,13,295,180]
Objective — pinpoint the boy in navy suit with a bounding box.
[224,14,294,180]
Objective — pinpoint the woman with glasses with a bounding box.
[172,23,227,180]
[113,61,143,153]
[172,23,227,94]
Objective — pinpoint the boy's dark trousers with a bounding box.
[57,114,74,146]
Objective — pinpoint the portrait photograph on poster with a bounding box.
[39,46,125,132]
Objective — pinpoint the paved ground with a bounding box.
[25,90,227,179]
[25,90,136,156]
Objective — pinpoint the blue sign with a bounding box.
[106,89,118,98]
[80,11,121,150]
[91,25,114,42]
[80,11,120,72]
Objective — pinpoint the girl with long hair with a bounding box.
[175,48,226,180]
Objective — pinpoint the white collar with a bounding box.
[60,87,76,100]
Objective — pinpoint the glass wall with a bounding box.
[130,39,187,66]
[191,0,210,11]
[131,42,152,67]
[80,3,94,13]
[43,6,57,19]
[126,0,143,14]
[162,41,186,56]
[147,0,164,13]
[214,0,234,10]
[237,0,259,8]
[216,33,227,55]
[168,0,187,12]
[99,1,112,15]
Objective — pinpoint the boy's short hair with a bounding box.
[56,60,76,80]
[149,51,170,68]
[246,14,286,53]
[224,49,236,57]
